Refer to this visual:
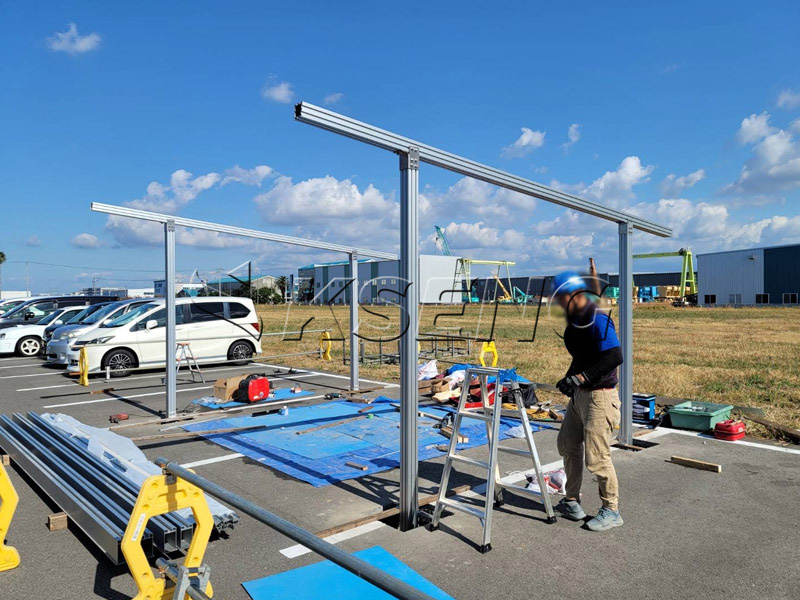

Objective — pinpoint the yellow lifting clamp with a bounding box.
[319,331,332,361]
[78,346,89,387]
[121,472,214,600]
[0,462,20,573]
[478,341,499,367]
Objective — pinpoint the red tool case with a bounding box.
[714,419,746,441]
[237,375,270,403]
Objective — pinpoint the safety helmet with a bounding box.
[550,271,586,296]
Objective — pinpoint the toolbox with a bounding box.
[714,419,746,441]
[632,393,656,422]
[669,401,732,431]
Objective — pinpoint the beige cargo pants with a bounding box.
[556,387,621,511]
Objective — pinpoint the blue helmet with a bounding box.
[551,271,586,296]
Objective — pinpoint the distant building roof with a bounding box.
[696,242,800,258]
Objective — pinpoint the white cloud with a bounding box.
[105,165,273,247]
[71,233,102,249]
[660,168,706,197]
[323,92,344,105]
[560,123,581,152]
[47,23,101,55]
[581,156,654,206]
[777,89,800,109]
[261,76,295,104]
[436,221,527,250]
[25,235,41,247]
[533,166,548,175]
[221,165,273,186]
[661,63,680,74]
[736,112,776,145]
[726,112,800,194]
[420,177,536,221]
[502,127,546,158]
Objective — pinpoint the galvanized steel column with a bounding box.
[349,251,359,391]
[617,221,633,444]
[399,148,420,531]
[165,220,177,418]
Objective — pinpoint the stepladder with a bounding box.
[429,367,556,552]
[175,342,204,383]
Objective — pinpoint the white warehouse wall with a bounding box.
[697,248,764,305]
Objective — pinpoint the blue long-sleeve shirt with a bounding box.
[563,302,623,389]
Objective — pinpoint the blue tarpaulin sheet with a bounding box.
[242,546,454,600]
[182,396,548,487]
[192,387,315,410]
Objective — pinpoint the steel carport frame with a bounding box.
[90,202,397,417]
[295,102,672,531]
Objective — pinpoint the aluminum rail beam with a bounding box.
[618,223,634,445]
[91,202,398,260]
[156,459,440,600]
[348,251,360,391]
[294,102,672,238]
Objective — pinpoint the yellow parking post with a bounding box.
[121,472,214,600]
[0,462,20,573]
[478,341,499,367]
[319,331,332,361]
[78,347,89,387]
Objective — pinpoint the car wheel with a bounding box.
[228,340,254,365]
[103,349,136,377]
[16,336,42,357]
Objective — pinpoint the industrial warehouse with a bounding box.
[0,5,798,600]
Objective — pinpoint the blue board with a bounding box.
[242,546,454,600]
[182,397,550,487]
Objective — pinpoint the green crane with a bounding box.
[434,225,451,256]
[632,248,697,303]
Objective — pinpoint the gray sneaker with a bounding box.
[586,507,623,531]
[555,498,586,521]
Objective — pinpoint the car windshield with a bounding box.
[0,300,24,315]
[67,305,101,324]
[1,302,31,318]
[38,311,67,325]
[102,303,159,328]
[81,303,123,325]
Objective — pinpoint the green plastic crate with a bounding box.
[669,401,732,431]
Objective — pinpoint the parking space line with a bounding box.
[181,453,244,468]
[42,385,211,409]
[0,363,49,370]
[280,521,387,558]
[256,362,399,387]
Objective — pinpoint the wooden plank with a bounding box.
[439,426,468,443]
[345,461,368,471]
[131,421,272,442]
[1,454,9,466]
[743,415,800,443]
[314,484,471,539]
[614,443,643,452]
[357,405,376,413]
[48,512,68,531]
[90,387,115,396]
[669,455,722,473]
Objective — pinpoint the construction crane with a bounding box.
[632,248,697,305]
[434,225,452,256]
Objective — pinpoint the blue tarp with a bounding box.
[192,387,315,410]
[242,546,454,600]
[182,396,549,487]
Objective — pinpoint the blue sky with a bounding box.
[1,1,799,292]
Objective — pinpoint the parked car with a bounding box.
[0,298,29,315]
[0,295,116,329]
[42,302,112,346]
[46,299,151,365]
[0,306,88,356]
[66,297,262,377]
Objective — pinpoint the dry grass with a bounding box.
[254,302,800,440]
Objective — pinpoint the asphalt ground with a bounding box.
[0,353,798,600]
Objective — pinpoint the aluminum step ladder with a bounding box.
[429,366,556,552]
[175,342,204,383]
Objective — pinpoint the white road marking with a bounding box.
[280,521,387,559]
[181,453,244,468]
[42,385,211,409]
[640,426,800,455]
[0,362,48,370]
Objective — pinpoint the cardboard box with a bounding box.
[214,374,251,401]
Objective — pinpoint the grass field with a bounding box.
[254,302,800,440]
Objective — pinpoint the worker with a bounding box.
[551,271,624,531]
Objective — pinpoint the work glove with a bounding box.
[556,374,583,397]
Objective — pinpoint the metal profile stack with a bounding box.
[0,412,236,564]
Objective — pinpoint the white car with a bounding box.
[46,299,152,365]
[0,306,87,356]
[66,297,262,377]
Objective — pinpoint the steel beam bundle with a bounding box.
[0,412,237,564]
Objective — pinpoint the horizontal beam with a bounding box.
[295,102,672,238]
[91,203,398,259]
[632,252,682,259]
